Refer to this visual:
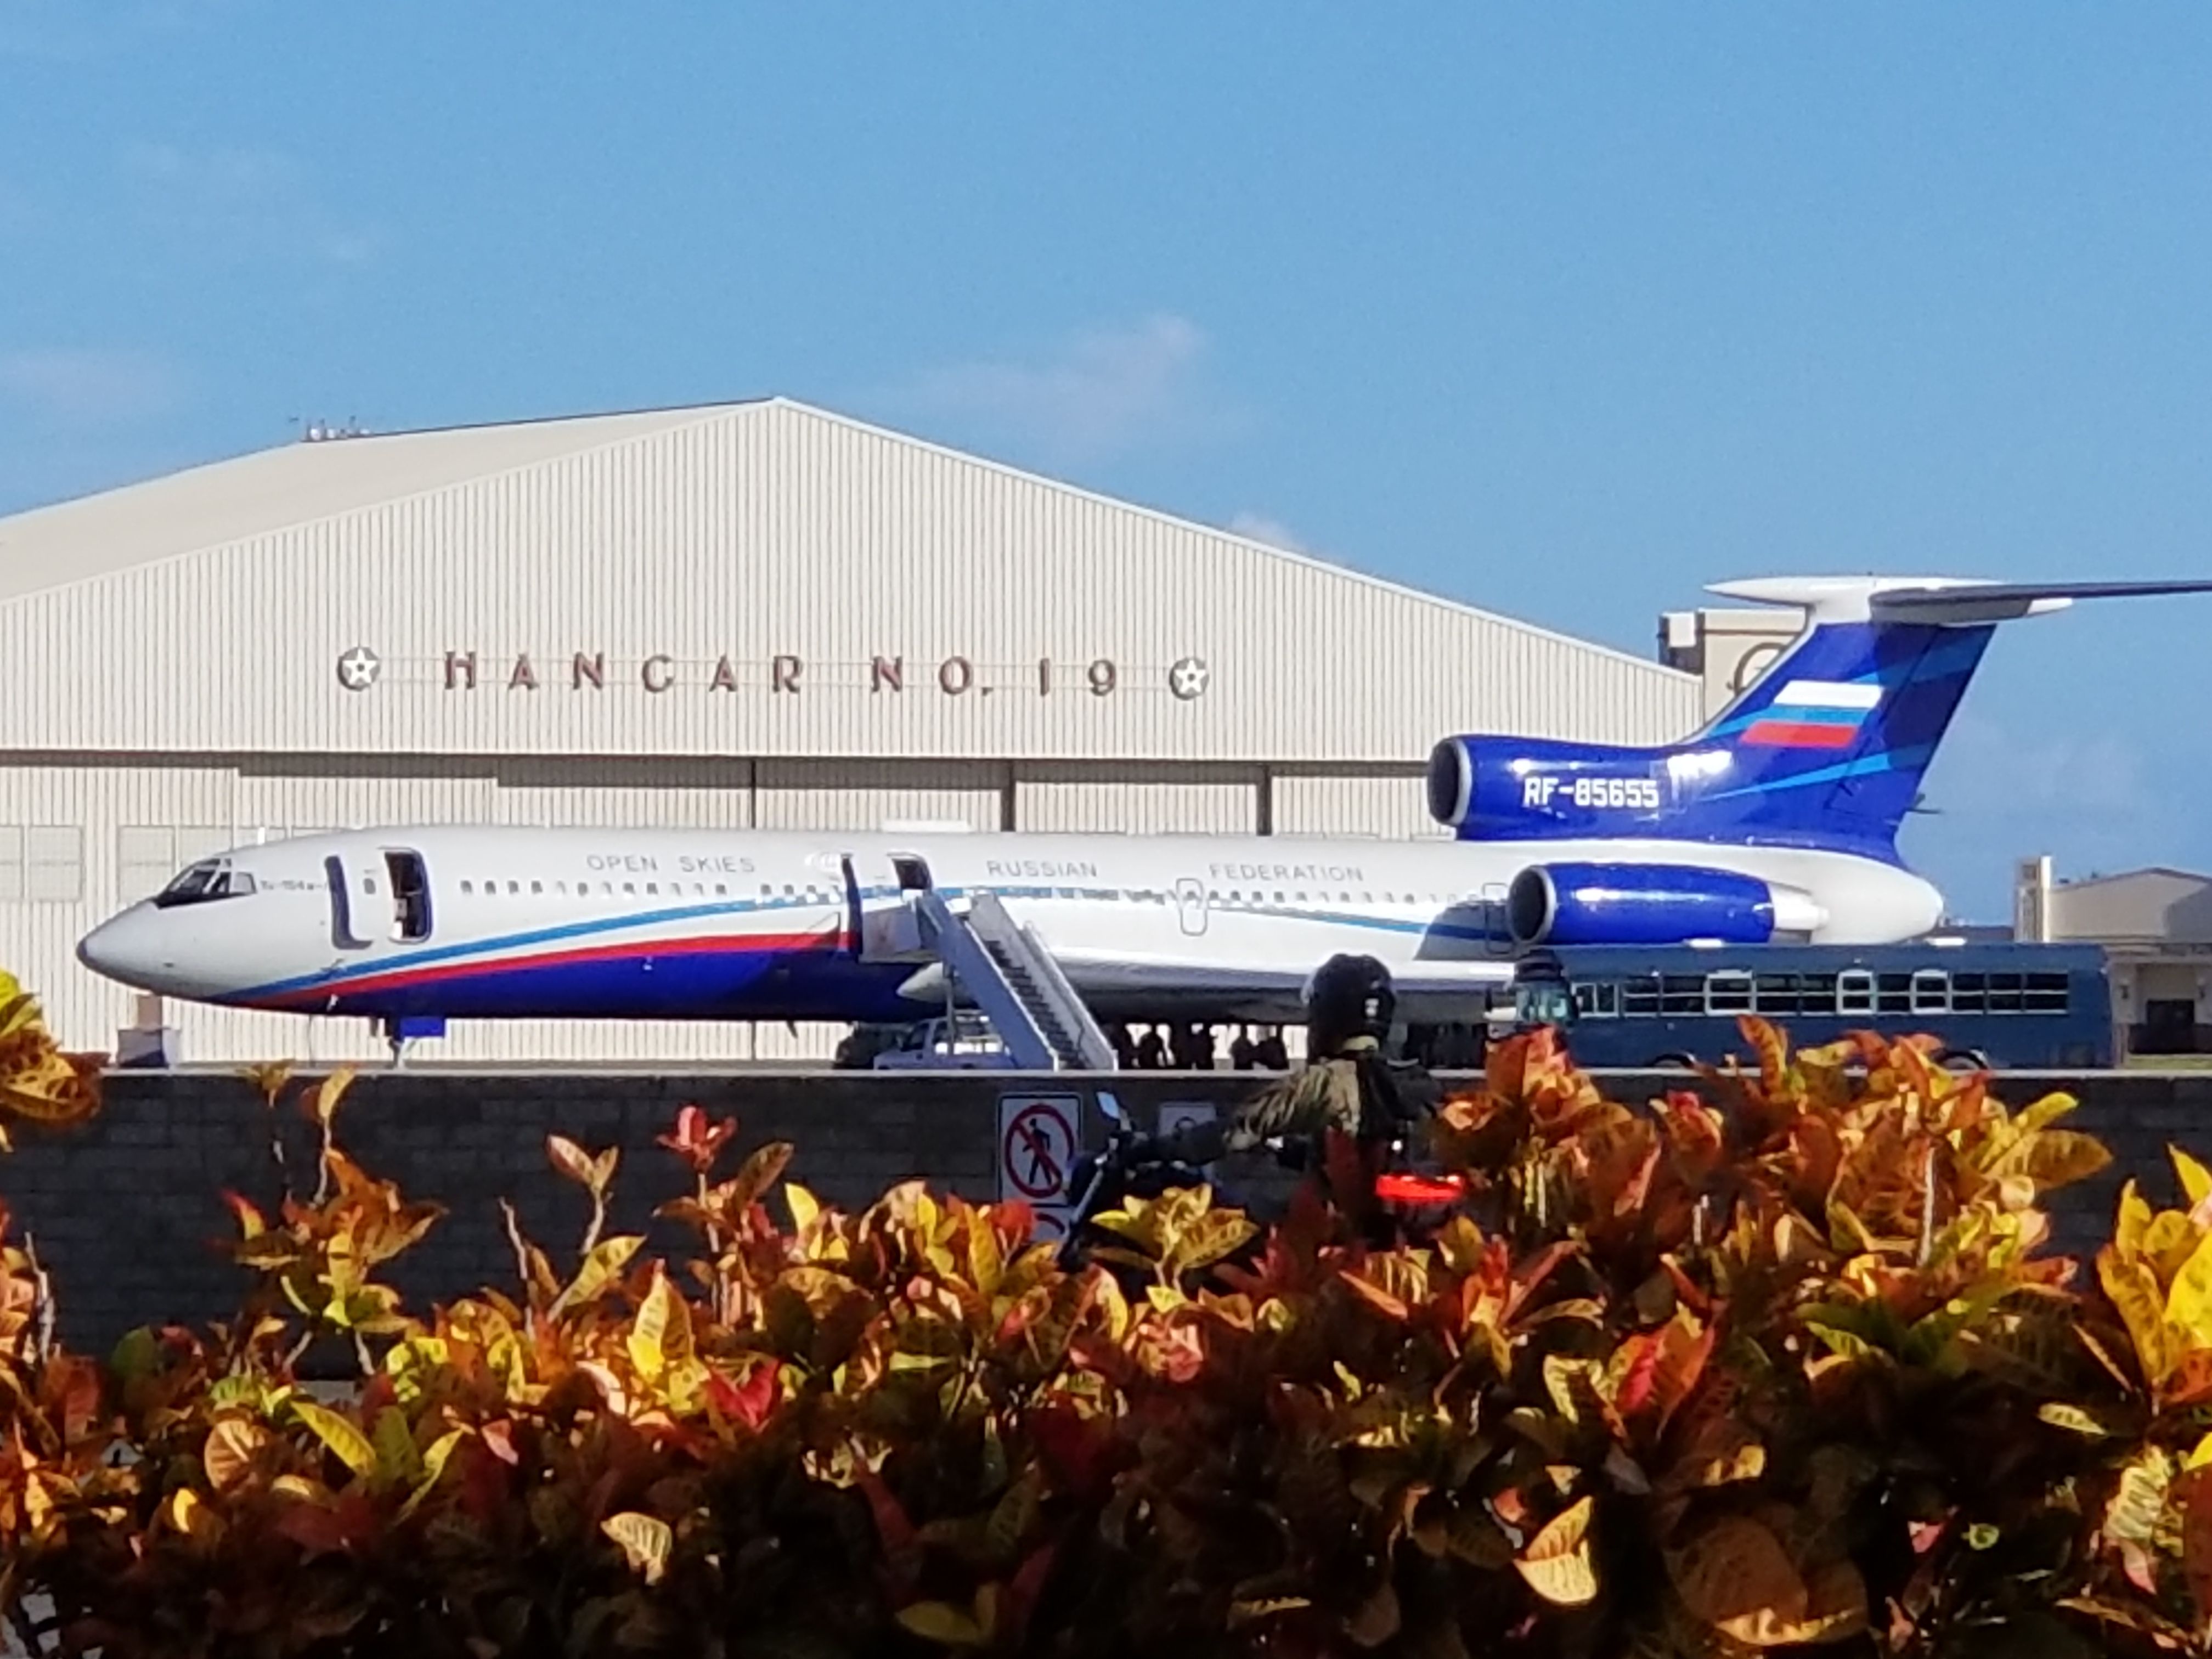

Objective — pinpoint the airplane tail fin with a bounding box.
[1430,577,2210,854]
[1662,577,2212,854]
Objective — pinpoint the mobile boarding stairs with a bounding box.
[857,886,1119,1071]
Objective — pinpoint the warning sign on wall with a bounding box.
[997,1092,1081,1201]
[997,1091,1083,1242]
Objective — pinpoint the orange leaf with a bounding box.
[1515,1495,1598,1606]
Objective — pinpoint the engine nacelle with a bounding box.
[1427,736,1671,839]
[1505,861,1827,947]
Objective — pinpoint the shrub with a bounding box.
[0,1015,2209,1655]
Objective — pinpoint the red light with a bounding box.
[1374,1172,1466,1204]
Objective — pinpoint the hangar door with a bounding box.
[1014,772,1260,834]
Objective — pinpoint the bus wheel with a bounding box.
[1651,1052,1698,1070]
[1937,1048,1989,1074]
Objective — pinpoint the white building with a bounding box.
[2016,855,2212,1057]
[0,396,1711,1063]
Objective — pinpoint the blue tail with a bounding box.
[1428,576,2212,860]
[1661,613,1993,855]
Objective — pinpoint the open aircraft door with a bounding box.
[840,851,936,959]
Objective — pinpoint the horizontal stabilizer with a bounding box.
[1709,574,2212,626]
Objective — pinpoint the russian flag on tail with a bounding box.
[1741,678,1881,749]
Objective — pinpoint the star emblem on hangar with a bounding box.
[1168,656,1210,700]
[336,646,381,691]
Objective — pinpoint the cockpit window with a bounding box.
[152,860,255,907]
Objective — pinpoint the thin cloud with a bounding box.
[121,142,381,267]
[1228,510,1306,552]
[872,313,1245,467]
[0,348,182,426]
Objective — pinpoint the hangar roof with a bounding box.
[0,396,1651,665]
[0,403,721,604]
[0,396,1701,761]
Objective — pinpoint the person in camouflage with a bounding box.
[1136,953,1441,1170]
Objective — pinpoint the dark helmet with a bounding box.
[1304,953,1397,1056]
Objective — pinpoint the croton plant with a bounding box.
[4,978,2212,1656]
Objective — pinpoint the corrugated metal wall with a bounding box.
[1268,771,1444,839]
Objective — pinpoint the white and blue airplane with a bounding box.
[74,575,2210,1038]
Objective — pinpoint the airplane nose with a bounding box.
[76,906,168,988]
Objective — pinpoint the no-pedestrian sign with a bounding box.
[997,1092,1081,1205]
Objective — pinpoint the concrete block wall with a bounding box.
[4,1066,2209,1358]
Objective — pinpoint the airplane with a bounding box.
[74,574,2212,1051]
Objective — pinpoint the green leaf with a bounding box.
[292,1397,377,1480]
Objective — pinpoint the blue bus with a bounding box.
[1505,940,2114,1070]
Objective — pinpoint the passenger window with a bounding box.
[1837,970,1875,1015]
[1705,972,1753,1015]
[1573,982,1620,1019]
[624,882,636,896]
[1911,969,1949,1014]
[2025,972,2069,1013]
[1989,974,2024,1013]
[1622,975,1661,1017]
[1877,973,1911,1015]
[1799,973,1838,1016]
[1755,973,1798,1015]
[1662,974,1703,1015]
[460,880,474,895]
[531,881,543,895]
[646,883,658,895]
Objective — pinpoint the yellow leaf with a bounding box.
[2117,1181,2153,1256]
[629,1267,679,1380]
[2166,1232,2212,1346]
[786,1182,821,1233]
[895,1601,987,1646]
[309,1069,354,1128]
[565,1235,644,1307]
[2021,1130,2111,1189]
[2100,1245,2174,1387]
[292,1397,378,1480]
[547,1134,596,1188]
[2177,1149,2212,1209]
[203,1417,263,1494]
[1515,1494,1598,1607]
[602,1511,672,1585]
[2187,1430,2212,1471]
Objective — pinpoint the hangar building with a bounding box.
[0,397,1708,1063]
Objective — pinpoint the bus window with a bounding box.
[1661,974,1703,1016]
[1573,981,1620,1019]
[1622,974,1661,1017]
[1911,969,1950,1015]
[1837,970,1875,1015]
[1989,973,2024,1013]
[1754,973,1798,1015]
[1950,972,1986,1013]
[1877,973,1912,1014]
[1799,973,1838,1016]
[1706,971,1753,1015]
[2025,972,2069,1013]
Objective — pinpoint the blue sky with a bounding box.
[3,3,2208,922]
